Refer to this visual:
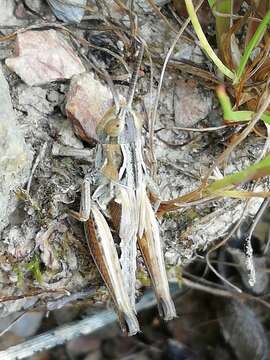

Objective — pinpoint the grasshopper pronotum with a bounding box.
[73,42,176,335]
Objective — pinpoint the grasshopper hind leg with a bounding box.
[120,312,141,336]
[157,296,176,321]
[138,189,177,321]
[139,231,177,321]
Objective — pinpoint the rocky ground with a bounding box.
[0,1,270,359]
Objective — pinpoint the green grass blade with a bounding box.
[205,154,270,194]
[234,9,270,84]
[185,0,235,80]
[207,0,215,8]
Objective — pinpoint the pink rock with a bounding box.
[15,2,27,19]
[5,30,85,86]
[66,72,114,144]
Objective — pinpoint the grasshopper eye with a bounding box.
[104,117,124,136]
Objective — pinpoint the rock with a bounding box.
[94,0,125,19]
[66,72,114,144]
[0,311,44,337]
[17,85,54,116]
[101,337,139,359]
[140,15,203,63]
[177,197,265,264]
[25,0,44,13]
[66,335,101,355]
[217,299,268,360]
[0,64,32,232]
[14,2,27,19]
[83,350,102,360]
[4,225,35,259]
[174,79,212,127]
[6,30,85,86]
[46,89,60,104]
[213,346,233,360]
[0,0,26,30]
[0,297,38,319]
[47,0,87,23]
[162,340,199,360]
[135,0,172,12]
[52,118,84,149]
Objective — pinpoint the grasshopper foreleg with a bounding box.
[69,178,91,222]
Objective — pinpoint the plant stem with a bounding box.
[185,0,235,80]
[216,85,270,124]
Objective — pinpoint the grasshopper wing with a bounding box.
[85,204,140,335]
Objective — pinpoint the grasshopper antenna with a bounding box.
[126,40,144,109]
[87,52,121,114]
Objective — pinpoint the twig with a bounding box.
[264,223,270,254]
[0,288,182,360]
[126,41,144,108]
[144,47,156,176]
[86,52,121,113]
[46,289,96,311]
[182,277,270,309]
[168,4,197,41]
[52,143,94,160]
[0,289,69,303]
[145,0,179,35]
[0,311,27,338]
[183,270,233,291]
[155,124,230,133]
[248,195,270,254]
[27,142,47,194]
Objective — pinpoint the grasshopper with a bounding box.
[73,43,176,335]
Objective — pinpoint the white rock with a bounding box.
[54,118,85,149]
[0,64,32,232]
[0,0,26,31]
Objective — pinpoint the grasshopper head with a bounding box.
[96,105,125,138]
[96,104,142,144]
